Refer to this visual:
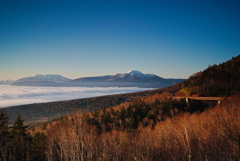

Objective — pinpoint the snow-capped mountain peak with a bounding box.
[11,71,186,88]
[126,70,145,76]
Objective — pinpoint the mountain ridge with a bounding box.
[0,79,15,84]
[65,70,185,88]
[14,74,71,83]
[11,70,186,88]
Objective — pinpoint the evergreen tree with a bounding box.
[9,115,31,161]
[31,132,46,161]
[0,110,9,161]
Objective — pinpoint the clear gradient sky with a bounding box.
[1,0,240,79]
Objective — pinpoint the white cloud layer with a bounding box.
[0,85,152,108]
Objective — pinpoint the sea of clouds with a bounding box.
[0,85,153,108]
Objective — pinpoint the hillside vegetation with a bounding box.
[183,55,240,96]
[83,92,216,134]
[24,94,239,161]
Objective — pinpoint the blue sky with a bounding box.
[1,0,240,79]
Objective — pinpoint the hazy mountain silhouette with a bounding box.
[11,70,185,88]
[64,70,185,88]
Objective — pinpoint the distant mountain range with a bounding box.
[15,74,71,83]
[0,79,15,84]
[11,74,71,86]
[10,70,186,88]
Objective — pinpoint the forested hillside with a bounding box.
[183,55,240,96]
[84,95,215,134]
[23,94,239,161]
